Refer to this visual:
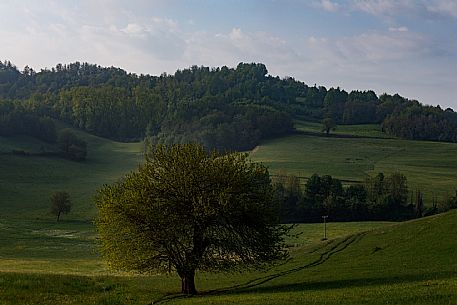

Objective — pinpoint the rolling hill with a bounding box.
[251,121,457,204]
[1,208,456,304]
[1,123,457,304]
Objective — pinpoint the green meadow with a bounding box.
[1,123,457,304]
[1,212,456,304]
[0,131,143,220]
[251,123,457,203]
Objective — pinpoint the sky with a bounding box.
[1,0,457,108]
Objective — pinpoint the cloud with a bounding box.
[350,0,416,16]
[319,0,341,12]
[182,28,302,72]
[121,23,144,35]
[350,0,457,20]
[426,0,457,18]
[307,30,426,64]
[1,0,456,108]
[389,26,409,32]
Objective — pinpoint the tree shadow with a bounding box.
[152,232,366,304]
[222,271,457,295]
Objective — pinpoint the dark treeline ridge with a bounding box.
[1,60,457,151]
[0,97,87,161]
[274,172,457,223]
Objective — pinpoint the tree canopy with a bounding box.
[2,60,457,148]
[95,143,289,294]
[50,191,72,222]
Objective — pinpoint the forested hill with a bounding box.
[1,60,457,151]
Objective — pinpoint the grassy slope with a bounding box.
[0,131,143,220]
[1,211,456,304]
[0,129,143,276]
[251,123,457,202]
[1,123,457,304]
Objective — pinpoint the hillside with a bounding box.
[3,61,457,152]
[251,122,457,204]
[1,123,457,303]
[1,209,456,304]
[0,128,143,220]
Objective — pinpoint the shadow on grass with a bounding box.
[225,271,457,295]
[152,232,365,304]
[153,270,457,305]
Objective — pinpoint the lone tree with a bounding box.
[95,143,289,295]
[50,191,72,222]
[322,118,336,135]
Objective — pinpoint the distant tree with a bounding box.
[386,172,408,207]
[322,118,336,135]
[438,191,457,213]
[50,191,72,222]
[414,189,424,218]
[57,129,87,161]
[95,143,289,295]
[273,171,303,223]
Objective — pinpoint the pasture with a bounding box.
[251,124,457,203]
[1,123,457,304]
[1,211,456,304]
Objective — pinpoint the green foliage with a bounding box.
[95,143,289,294]
[383,103,457,142]
[50,191,72,222]
[253,169,414,222]
[4,60,457,151]
[0,99,56,142]
[57,129,87,161]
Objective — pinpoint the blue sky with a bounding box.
[1,0,457,108]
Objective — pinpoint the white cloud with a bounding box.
[122,23,144,35]
[1,0,456,108]
[426,0,457,18]
[319,0,341,12]
[307,30,425,64]
[183,28,301,71]
[350,0,457,20]
[389,26,409,32]
[350,0,415,16]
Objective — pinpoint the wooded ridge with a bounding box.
[1,60,456,151]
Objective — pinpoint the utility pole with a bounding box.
[322,215,328,240]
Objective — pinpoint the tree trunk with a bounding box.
[181,271,196,295]
[57,211,61,222]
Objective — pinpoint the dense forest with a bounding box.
[1,60,457,151]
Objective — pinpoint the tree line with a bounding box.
[2,60,457,150]
[274,172,457,223]
[0,99,87,161]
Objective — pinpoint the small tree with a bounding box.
[50,191,72,222]
[322,118,336,135]
[96,143,289,295]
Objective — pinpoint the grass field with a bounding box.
[0,131,143,220]
[1,122,457,304]
[294,121,392,139]
[1,211,456,304]
[251,124,457,203]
